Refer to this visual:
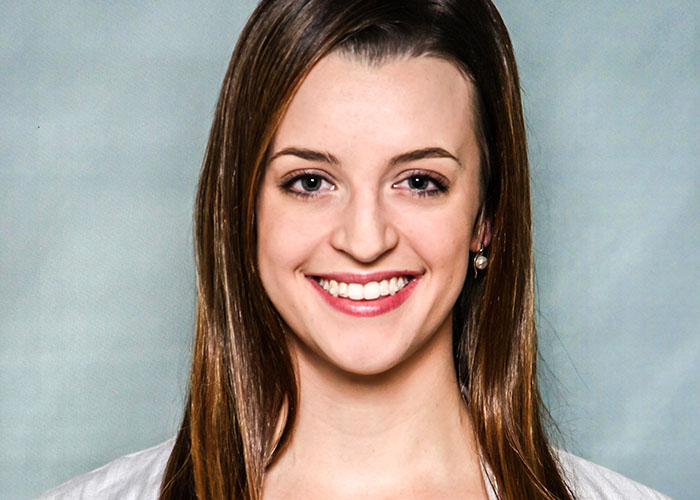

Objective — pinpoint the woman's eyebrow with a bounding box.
[389,147,463,168]
[269,147,340,165]
[268,146,462,168]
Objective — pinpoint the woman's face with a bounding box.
[257,53,486,376]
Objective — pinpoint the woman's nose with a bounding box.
[329,190,399,263]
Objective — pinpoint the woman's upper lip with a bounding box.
[307,270,422,284]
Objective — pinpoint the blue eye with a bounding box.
[280,171,335,198]
[408,175,430,190]
[393,171,450,197]
[299,175,322,191]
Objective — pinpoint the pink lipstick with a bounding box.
[306,271,422,317]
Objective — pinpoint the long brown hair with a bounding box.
[160,1,574,499]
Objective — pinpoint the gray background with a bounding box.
[1,1,697,499]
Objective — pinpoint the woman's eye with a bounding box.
[408,175,430,190]
[280,172,335,198]
[299,175,322,191]
[393,172,449,197]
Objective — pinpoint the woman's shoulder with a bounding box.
[554,450,672,500]
[35,438,175,500]
[36,439,673,500]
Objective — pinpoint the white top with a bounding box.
[36,439,672,500]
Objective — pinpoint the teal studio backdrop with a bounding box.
[1,1,697,499]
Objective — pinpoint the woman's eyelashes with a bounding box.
[278,169,450,199]
[279,170,336,198]
[392,170,450,197]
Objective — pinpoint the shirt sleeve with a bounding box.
[34,438,175,500]
[555,450,673,500]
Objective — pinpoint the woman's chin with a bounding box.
[291,332,426,381]
[287,308,455,383]
[327,354,406,379]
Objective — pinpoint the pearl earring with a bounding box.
[473,245,488,278]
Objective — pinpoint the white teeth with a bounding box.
[364,281,380,300]
[316,275,412,301]
[347,283,364,300]
[389,277,398,295]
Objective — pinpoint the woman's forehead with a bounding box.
[270,53,480,165]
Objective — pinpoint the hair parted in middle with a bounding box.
[159,1,575,499]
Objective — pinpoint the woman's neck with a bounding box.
[264,321,488,500]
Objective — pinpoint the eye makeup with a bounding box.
[278,168,451,199]
[278,169,335,199]
[392,169,450,197]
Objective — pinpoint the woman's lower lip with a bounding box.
[308,276,420,317]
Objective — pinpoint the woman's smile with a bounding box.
[257,53,486,376]
[306,271,422,317]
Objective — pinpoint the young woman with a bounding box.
[38,1,671,499]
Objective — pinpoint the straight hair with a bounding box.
[160,1,574,499]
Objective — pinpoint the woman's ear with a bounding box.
[469,209,492,252]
